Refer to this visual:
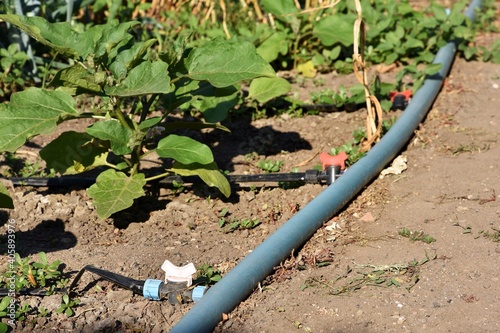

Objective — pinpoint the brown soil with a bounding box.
[1,57,499,333]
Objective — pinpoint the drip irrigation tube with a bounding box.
[6,168,340,188]
[170,1,482,332]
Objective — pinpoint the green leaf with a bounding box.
[314,15,355,47]
[105,61,170,96]
[186,37,276,87]
[138,117,163,131]
[51,65,102,93]
[260,0,298,18]
[260,0,301,30]
[109,39,158,79]
[0,184,14,209]
[0,321,7,333]
[248,77,291,104]
[0,15,140,61]
[431,4,448,22]
[424,63,443,75]
[199,95,239,123]
[257,31,289,63]
[87,170,146,218]
[0,14,79,57]
[40,131,109,174]
[156,134,214,165]
[171,161,230,198]
[0,88,79,152]
[86,120,133,155]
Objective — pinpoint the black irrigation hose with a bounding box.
[4,167,341,188]
[69,265,145,295]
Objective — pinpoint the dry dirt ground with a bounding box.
[1,56,499,333]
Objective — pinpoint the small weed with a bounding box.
[0,152,56,178]
[453,222,472,234]
[1,253,61,291]
[0,252,79,324]
[195,264,222,286]
[330,143,366,167]
[399,228,436,244]
[38,306,50,317]
[257,159,283,173]
[478,227,500,242]
[217,208,261,233]
[219,217,261,233]
[56,294,79,317]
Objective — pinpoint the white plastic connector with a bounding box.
[161,260,196,286]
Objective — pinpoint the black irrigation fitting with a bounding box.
[69,265,206,305]
[5,165,343,188]
[0,265,206,305]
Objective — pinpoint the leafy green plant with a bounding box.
[0,15,290,217]
[257,159,283,173]
[0,43,31,98]
[195,264,222,286]
[399,228,436,244]
[1,252,61,291]
[56,294,79,317]
[0,152,56,178]
[217,207,261,233]
[0,296,12,333]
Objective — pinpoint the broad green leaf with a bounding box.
[260,0,301,30]
[92,21,139,58]
[0,15,139,60]
[40,131,109,175]
[156,134,214,165]
[248,77,291,104]
[199,93,239,123]
[260,0,298,18]
[0,183,14,209]
[88,170,146,218]
[431,4,448,22]
[109,39,157,79]
[138,117,163,131]
[86,120,133,155]
[105,61,170,96]
[404,37,424,50]
[314,15,355,47]
[51,65,102,93]
[193,86,240,123]
[186,37,276,87]
[171,161,230,198]
[257,32,289,63]
[0,88,79,152]
[424,63,443,75]
[0,14,79,57]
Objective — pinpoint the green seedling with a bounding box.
[195,264,222,286]
[478,227,500,242]
[257,159,283,173]
[56,294,79,317]
[219,216,261,234]
[38,306,51,317]
[399,228,436,244]
[1,252,61,291]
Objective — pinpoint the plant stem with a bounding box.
[144,171,172,182]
